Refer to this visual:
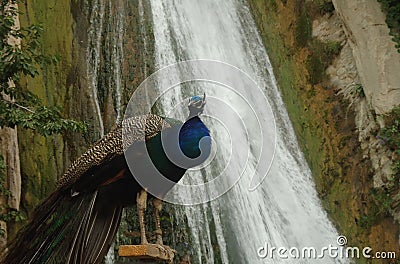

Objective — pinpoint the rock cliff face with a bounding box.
[314,12,395,193]
[314,11,400,251]
[0,126,21,252]
[248,0,400,257]
[321,0,400,222]
[332,0,400,115]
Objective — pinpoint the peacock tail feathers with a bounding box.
[3,188,122,264]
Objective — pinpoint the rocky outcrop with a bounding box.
[331,0,400,115]
[313,7,400,232]
[248,0,400,254]
[0,126,21,252]
[0,1,22,253]
[322,1,400,223]
[0,127,21,211]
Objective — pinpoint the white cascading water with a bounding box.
[110,0,124,122]
[106,1,125,261]
[146,1,348,263]
[86,0,105,137]
[86,0,124,126]
[83,0,349,263]
[85,0,124,261]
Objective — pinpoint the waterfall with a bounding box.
[145,0,347,263]
[110,1,123,122]
[85,0,125,261]
[86,0,105,137]
[83,0,349,263]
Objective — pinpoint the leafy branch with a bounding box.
[0,1,86,135]
[0,0,86,236]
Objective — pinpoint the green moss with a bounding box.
[295,8,312,47]
[306,39,342,85]
[379,107,400,202]
[247,0,325,179]
[15,0,75,227]
[381,109,400,156]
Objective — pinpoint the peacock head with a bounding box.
[188,93,206,117]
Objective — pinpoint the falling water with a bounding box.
[83,0,348,263]
[85,0,124,132]
[146,1,347,263]
[105,1,125,262]
[85,0,125,261]
[86,0,105,137]
[138,0,152,109]
[110,0,124,122]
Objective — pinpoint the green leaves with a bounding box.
[0,208,26,223]
[381,109,400,151]
[379,108,400,190]
[0,83,87,135]
[0,22,46,82]
[0,3,87,136]
[0,101,87,136]
[0,1,87,236]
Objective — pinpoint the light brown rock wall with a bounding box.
[332,0,400,114]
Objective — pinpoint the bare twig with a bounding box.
[1,98,35,114]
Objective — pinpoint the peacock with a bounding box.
[2,94,211,264]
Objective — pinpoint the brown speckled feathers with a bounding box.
[57,114,170,189]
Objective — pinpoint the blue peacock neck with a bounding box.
[179,116,211,161]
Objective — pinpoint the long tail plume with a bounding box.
[3,189,122,264]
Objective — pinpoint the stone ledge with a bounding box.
[118,244,176,263]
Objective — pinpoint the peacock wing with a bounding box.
[57,114,171,191]
[3,114,172,264]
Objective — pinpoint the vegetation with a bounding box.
[306,39,341,84]
[294,8,312,47]
[0,0,86,236]
[314,0,335,15]
[0,1,86,135]
[294,3,342,85]
[377,0,400,52]
[354,83,365,98]
[248,0,399,260]
[359,189,392,229]
[380,107,400,189]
